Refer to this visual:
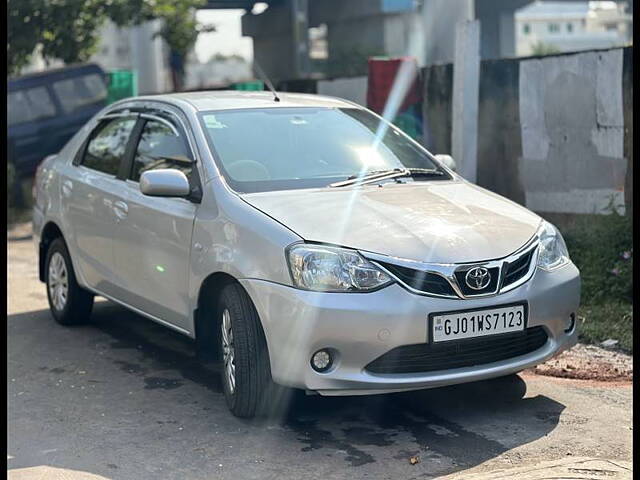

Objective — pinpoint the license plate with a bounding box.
[431,304,526,343]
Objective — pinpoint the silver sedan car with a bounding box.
[33,92,580,418]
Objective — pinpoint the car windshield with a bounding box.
[198,107,447,193]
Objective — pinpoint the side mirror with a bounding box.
[434,154,456,172]
[140,169,190,197]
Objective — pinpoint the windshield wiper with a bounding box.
[329,167,443,188]
[329,168,404,188]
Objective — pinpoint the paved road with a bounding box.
[7,237,633,479]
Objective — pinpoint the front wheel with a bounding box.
[45,238,94,325]
[218,283,275,418]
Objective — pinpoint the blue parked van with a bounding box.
[8,63,108,179]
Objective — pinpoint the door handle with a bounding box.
[61,180,73,197]
[113,200,128,220]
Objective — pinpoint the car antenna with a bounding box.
[253,61,281,102]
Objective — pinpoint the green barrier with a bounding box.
[232,80,264,91]
[107,70,138,104]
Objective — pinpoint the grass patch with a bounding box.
[578,302,633,352]
[559,211,633,353]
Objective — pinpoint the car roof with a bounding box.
[132,91,359,112]
[9,63,105,91]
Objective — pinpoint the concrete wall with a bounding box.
[423,46,632,215]
[317,76,367,106]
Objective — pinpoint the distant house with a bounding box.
[516,1,632,56]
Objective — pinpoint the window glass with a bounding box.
[548,23,560,33]
[83,117,136,175]
[199,107,444,193]
[131,119,193,182]
[8,87,56,126]
[523,24,530,34]
[52,73,107,114]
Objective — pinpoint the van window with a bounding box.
[130,119,193,182]
[82,117,137,176]
[52,73,107,114]
[8,87,57,126]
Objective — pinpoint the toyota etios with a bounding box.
[33,91,580,417]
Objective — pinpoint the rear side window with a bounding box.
[53,73,107,114]
[130,119,193,182]
[7,87,57,126]
[82,117,137,176]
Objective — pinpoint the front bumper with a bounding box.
[240,262,580,395]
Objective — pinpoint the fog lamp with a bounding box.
[311,349,332,372]
[565,313,576,333]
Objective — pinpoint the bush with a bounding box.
[563,212,633,304]
[561,210,633,352]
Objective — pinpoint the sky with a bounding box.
[195,9,254,63]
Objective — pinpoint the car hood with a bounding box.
[242,180,541,264]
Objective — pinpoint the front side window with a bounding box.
[130,119,193,182]
[82,117,136,175]
[53,73,107,114]
[199,107,445,193]
[8,86,57,126]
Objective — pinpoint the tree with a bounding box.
[8,0,214,89]
[530,41,561,56]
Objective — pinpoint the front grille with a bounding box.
[377,261,456,296]
[454,266,500,296]
[365,326,548,374]
[502,249,535,288]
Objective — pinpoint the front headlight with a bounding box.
[287,244,393,292]
[536,221,570,271]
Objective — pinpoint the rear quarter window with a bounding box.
[52,73,107,114]
[7,86,57,126]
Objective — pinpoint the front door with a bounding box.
[111,113,199,332]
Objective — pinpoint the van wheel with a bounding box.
[218,283,274,418]
[45,238,94,325]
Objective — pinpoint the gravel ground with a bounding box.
[527,343,633,382]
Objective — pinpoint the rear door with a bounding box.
[61,113,138,296]
[111,108,200,332]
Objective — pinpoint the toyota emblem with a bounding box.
[465,267,491,290]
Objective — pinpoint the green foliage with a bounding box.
[530,41,561,56]
[561,210,633,352]
[7,0,214,76]
[563,212,633,304]
[8,0,112,74]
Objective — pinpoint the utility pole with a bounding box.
[291,0,310,78]
[451,18,480,182]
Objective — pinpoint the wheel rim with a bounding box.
[221,308,236,394]
[48,252,68,311]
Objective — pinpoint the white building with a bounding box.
[516,1,632,56]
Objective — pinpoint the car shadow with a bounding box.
[9,301,566,476]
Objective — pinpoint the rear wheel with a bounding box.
[218,283,275,418]
[45,238,94,325]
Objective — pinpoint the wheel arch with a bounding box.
[193,271,271,366]
[39,221,65,282]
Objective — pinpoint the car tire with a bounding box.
[218,283,274,418]
[45,238,94,326]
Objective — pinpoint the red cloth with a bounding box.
[366,57,421,115]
